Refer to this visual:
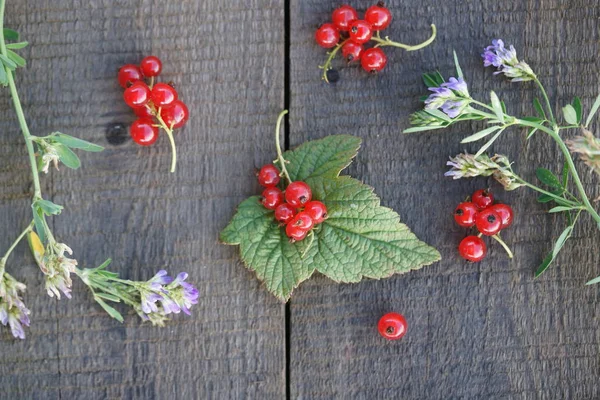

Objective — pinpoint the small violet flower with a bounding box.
[425,77,471,119]
[0,273,31,339]
[482,39,535,82]
[137,270,199,320]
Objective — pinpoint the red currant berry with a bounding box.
[378,312,407,340]
[151,83,178,108]
[365,2,393,31]
[472,189,494,209]
[458,235,487,262]
[257,164,280,187]
[285,181,312,207]
[289,211,314,231]
[261,187,284,210]
[315,23,340,49]
[360,48,387,73]
[304,201,328,224]
[454,202,479,228]
[124,82,151,108]
[475,209,502,236]
[160,100,189,129]
[118,64,143,88]
[348,20,373,45]
[331,5,358,31]
[133,105,155,119]
[275,203,296,224]
[140,55,162,77]
[490,204,514,229]
[286,223,309,242]
[341,41,363,62]
[130,118,159,146]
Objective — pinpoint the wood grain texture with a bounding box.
[289,0,600,399]
[0,0,285,399]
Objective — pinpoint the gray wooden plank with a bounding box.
[289,0,600,398]
[0,0,286,398]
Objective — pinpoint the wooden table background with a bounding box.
[0,0,599,399]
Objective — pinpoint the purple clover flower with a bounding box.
[482,39,535,82]
[425,77,471,118]
[137,270,199,318]
[0,301,30,340]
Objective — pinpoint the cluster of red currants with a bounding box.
[257,164,328,242]
[117,56,189,172]
[454,189,515,262]
[315,3,392,76]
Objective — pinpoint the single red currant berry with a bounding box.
[360,48,387,73]
[365,2,393,31]
[490,204,514,229]
[475,209,502,236]
[275,203,296,224]
[124,82,151,108]
[341,41,364,62]
[454,202,479,228]
[378,312,407,340]
[472,189,494,209]
[290,211,314,231]
[140,55,162,77]
[257,164,280,187]
[160,100,189,129]
[331,5,358,31]
[304,201,328,224]
[286,223,309,242]
[458,235,487,262]
[151,83,178,108]
[118,64,143,88]
[130,118,159,146]
[348,20,373,45]
[261,187,284,210]
[285,181,312,207]
[133,105,155,119]
[315,23,340,49]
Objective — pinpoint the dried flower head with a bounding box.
[0,273,30,339]
[445,152,524,191]
[425,77,471,118]
[482,39,535,82]
[567,128,600,176]
[40,242,78,299]
[36,140,61,174]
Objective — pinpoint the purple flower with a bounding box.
[163,272,199,316]
[482,39,535,82]
[148,270,173,291]
[0,301,30,340]
[425,77,471,118]
[140,291,163,314]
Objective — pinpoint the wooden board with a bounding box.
[289,0,600,398]
[0,0,286,398]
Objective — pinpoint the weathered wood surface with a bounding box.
[1,0,600,399]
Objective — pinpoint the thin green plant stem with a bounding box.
[491,234,513,259]
[0,0,42,200]
[533,77,556,127]
[320,39,348,83]
[274,110,291,184]
[372,24,437,51]
[515,178,580,207]
[0,221,34,273]
[154,109,177,173]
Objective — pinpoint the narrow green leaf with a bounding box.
[537,194,554,203]
[96,258,113,270]
[552,226,573,258]
[548,206,574,213]
[535,251,554,277]
[51,133,104,152]
[562,104,578,125]
[490,91,504,123]
[6,41,28,50]
[586,275,600,285]
[31,206,47,243]
[34,199,63,216]
[424,108,452,122]
[526,127,538,140]
[536,168,562,188]
[7,50,25,67]
[474,129,503,158]
[461,126,500,143]
[94,297,124,323]
[520,116,543,123]
[54,143,81,169]
[500,100,507,114]
[3,28,19,40]
[573,97,582,123]
[561,161,569,188]
[585,93,600,127]
[0,63,7,86]
[0,53,16,70]
[403,125,446,134]
[534,98,547,119]
[453,51,463,79]
[94,292,121,302]
[96,270,120,279]
[422,73,438,88]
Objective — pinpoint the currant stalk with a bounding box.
[273,109,291,184]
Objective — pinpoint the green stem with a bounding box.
[491,234,513,259]
[533,77,556,127]
[0,221,34,274]
[0,0,42,199]
[516,118,600,226]
[515,178,580,207]
[371,24,437,51]
[320,39,348,83]
[274,110,291,184]
[154,109,177,173]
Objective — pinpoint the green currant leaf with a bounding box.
[221,135,440,301]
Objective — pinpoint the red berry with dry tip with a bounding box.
[348,20,373,44]
[285,181,312,207]
[365,2,393,31]
[331,5,358,31]
[315,23,340,49]
[118,64,143,88]
[475,208,502,236]
[361,48,387,73]
[342,41,364,62]
[124,82,151,108]
[378,312,408,340]
[454,202,479,228]
[304,201,328,224]
[472,189,494,209]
